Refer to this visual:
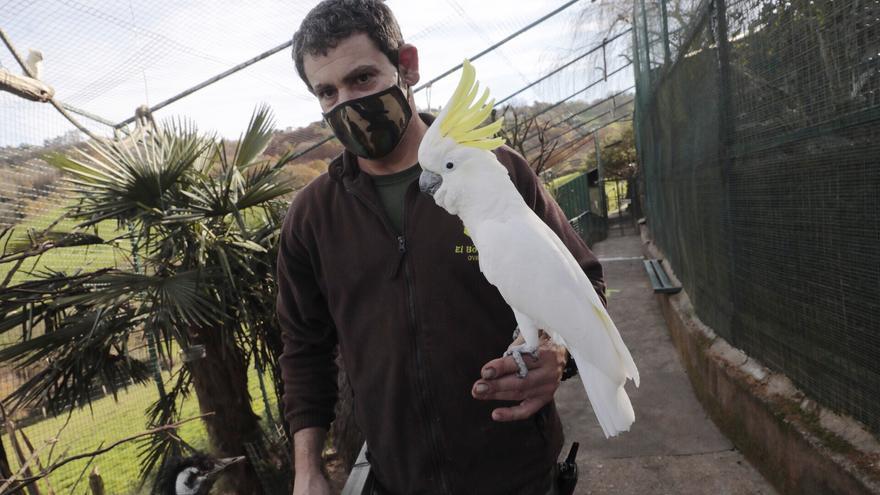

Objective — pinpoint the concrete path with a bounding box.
[555,228,776,495]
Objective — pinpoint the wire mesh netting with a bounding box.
[1,1,640,491]
[633,0,880,434]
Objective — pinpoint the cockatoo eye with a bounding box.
[446,162,455,170]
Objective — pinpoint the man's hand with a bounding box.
[472,331,567,421]
[292,427,332,495]
[292,471,331,495]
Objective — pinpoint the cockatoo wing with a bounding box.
[470,204,639,437]
[541,220,639,384]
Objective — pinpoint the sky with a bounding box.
[0,0,634,147]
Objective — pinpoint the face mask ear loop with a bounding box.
[396,63,413,100]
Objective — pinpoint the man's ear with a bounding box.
[398,43,420,86]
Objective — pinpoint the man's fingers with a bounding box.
[492,397,547,422]
[480,353,542,380]
[474,383,557,402]
[472,368,555,400]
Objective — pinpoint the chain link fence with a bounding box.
[633,0,879,434]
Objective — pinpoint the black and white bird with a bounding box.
[155,453,246,495]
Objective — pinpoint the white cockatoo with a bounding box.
[24,49,43,80]
[417,60,640,438]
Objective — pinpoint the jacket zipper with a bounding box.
[348,184,452,493]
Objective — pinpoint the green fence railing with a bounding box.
[552,171,609,246]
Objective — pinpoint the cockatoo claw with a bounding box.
[511,326,520,340]
[504,344,540,378]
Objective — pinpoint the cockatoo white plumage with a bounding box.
[25,49,43,80]
[417,60,640,438]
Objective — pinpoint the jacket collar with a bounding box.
[328,112,436,183]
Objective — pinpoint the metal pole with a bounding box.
[639,0,652,86]
[129,222,167,400]
[524,101,634,154]
[494,29,632,108]
[0,28,101,140]
[59,102,117,128]
[616,179,624,235]
[414,0,585,93]
[527,62,633,120]
[594,131,607,219]
[115,40,293,128]
[713,0,740,345]
[555,86,635,127]
[660,0,672,64]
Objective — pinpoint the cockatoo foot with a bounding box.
[504,344,539,378]
[512,326,520,340]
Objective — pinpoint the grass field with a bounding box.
[605,180,629,214]
[1,365,279,494]
[1,198,131,286]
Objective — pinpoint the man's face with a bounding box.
[303,32,399,113]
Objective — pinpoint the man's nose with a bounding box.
[334,88,361,108]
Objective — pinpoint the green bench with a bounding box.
[643,259,681,294]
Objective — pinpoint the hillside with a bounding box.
[0,92,635,233]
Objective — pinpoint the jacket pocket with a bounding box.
[533,404,550,447]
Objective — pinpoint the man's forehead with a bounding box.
[303,33,393,87]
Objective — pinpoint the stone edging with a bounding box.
[640,225,880,495]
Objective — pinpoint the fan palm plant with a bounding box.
[0,105,294,494]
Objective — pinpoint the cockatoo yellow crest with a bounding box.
[438,60,505,151]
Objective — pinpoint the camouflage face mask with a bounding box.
[322,84,413,159]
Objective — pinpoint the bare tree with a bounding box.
[498,106,562,176]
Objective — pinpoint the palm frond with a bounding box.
[233,104,275,170]
[0,268,112,334]
[236,162,294,211]
[46,124,212,227]
[2,303,153,415]
[1,230,105,264]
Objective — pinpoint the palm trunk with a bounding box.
[188,328,263,494]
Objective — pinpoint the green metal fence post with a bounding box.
[639,0,652,86]
[711,0,740,346]
[594,131,608,217]
[129,222,167,399]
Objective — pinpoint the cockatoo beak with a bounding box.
[419,170,443,196]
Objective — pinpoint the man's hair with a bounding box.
[292,0,405,91]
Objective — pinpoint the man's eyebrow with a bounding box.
[342,64,379,83]
[312,82,332,94]
[342,64,379,82]
[311,65,379,94]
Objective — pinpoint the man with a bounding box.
[277,1,605,493]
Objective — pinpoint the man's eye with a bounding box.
[356,73,372,84]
